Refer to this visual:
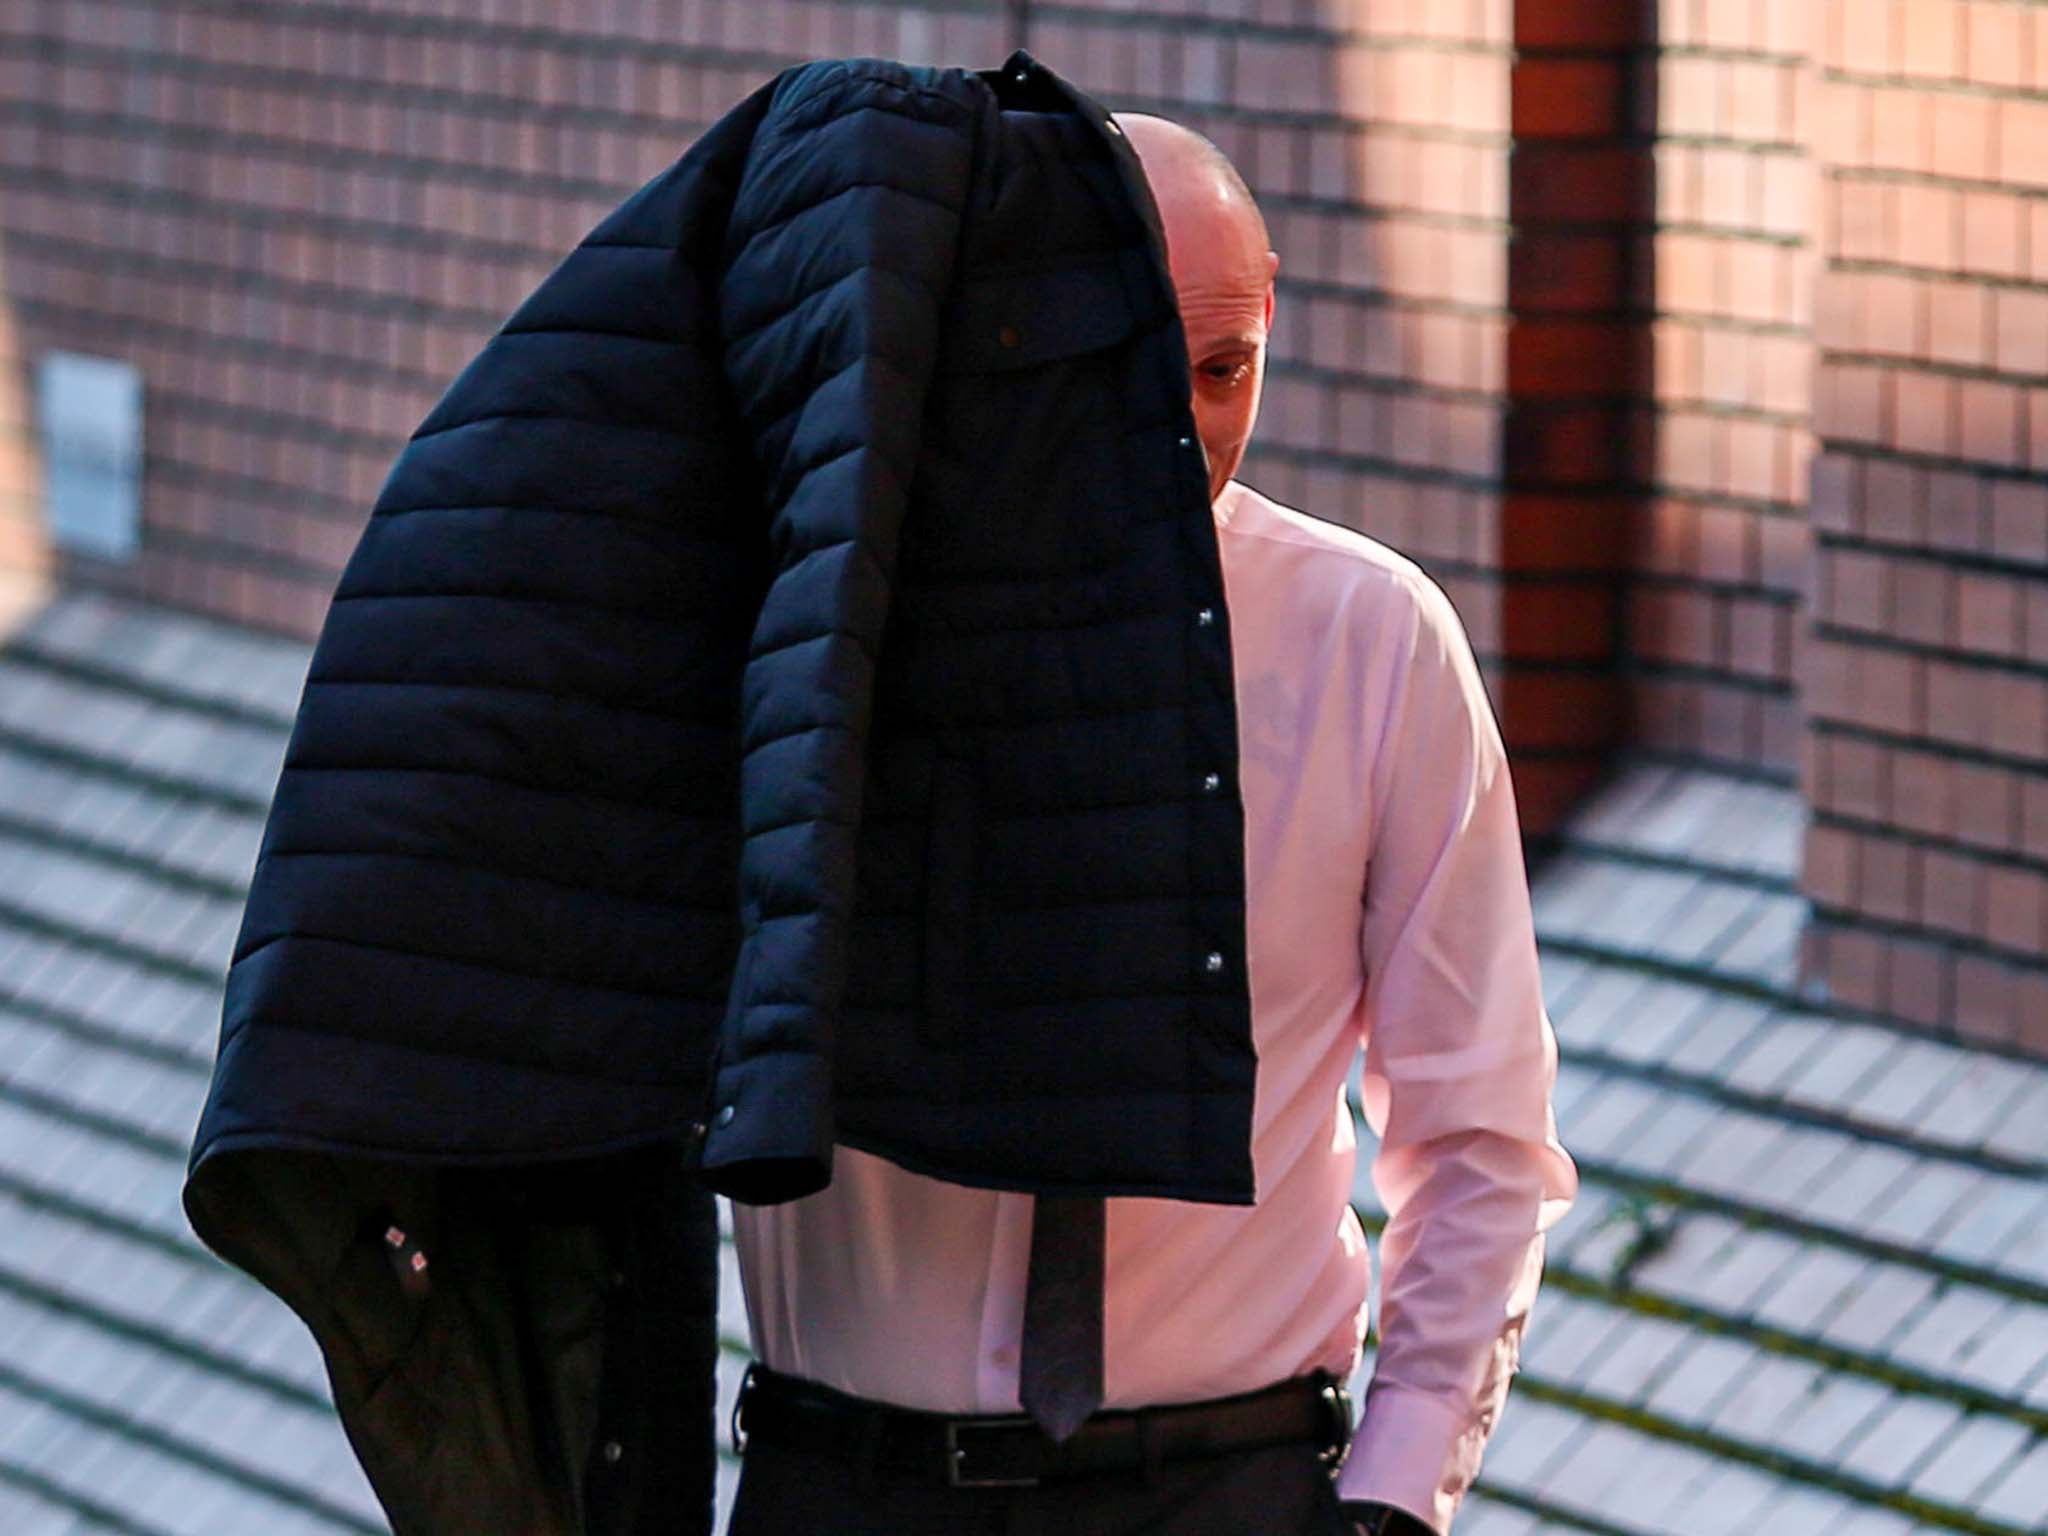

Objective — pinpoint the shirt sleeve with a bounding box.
[1330,566,1579,1534]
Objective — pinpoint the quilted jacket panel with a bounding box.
[181,47,1256,1536]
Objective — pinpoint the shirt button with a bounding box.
[1204,951,1224,973]
[602,1439,624,1464]
[998,323,1021,348]
[1201,771,1220,793]
[715,1104,735,1128]
[1196,607,1214,626]
[991,1345,1017,1367]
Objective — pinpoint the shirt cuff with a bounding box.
[1332,1378,1475,1536]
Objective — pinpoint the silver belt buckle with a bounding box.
[945,1416,1042,1487]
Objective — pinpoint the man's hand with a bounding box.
[1338,1498,1436,1536]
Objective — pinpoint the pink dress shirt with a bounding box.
[729,477,1580,1533]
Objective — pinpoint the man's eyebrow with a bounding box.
[1195,332,1263,351]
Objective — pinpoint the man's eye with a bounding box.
[1202,360,1250,384]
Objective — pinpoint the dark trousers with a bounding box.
[727,1410,1354,1536]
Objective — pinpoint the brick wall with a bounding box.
[4,1,2045,1043]
[1,0,1586,819]
[1800,0,2048,1053]
[1640,0,1819,780]
[0,0,1007,637]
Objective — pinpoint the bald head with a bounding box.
[1113,113,1271,256]
[1111,112,1279,505]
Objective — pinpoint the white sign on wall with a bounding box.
[36,349,143,561]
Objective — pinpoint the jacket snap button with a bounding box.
[998,324,1021,348]
[1196,607,1214,626]
[1105,119,1122,135]
[1177,435,1195,449]
[715,1104,735,1127]
[689,1119,707,1140]
[1203,951,1224,973]
[1201,772,1220,793]
[602,1439,624,1464]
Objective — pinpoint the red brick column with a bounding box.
[1801,0,2048,1052]
[1502,0,1655,831]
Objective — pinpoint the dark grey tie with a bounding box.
[1018,1193,1105,1442]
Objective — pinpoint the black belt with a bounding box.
[731,1361,1353,1489]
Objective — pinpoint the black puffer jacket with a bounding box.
[181,47,1254,1536]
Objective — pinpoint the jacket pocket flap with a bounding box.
[941,253,1157,374]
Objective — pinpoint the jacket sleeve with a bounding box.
[696,60,981,1202]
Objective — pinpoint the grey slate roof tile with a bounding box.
[1859,1159,2003,1249]
[1550,1071,1661,1161]
[1550,1199,1653,1284]
[1528,851,1629,937]
[1518,1294,1625,1380]
[1577,867,1706,954]
[0,1478,97,1534]
[0,1387,76,1469]
[1834,1393,1967,1489]
[1683,1110,1800,1200]
[1647,876,1769,968]
[1906,1410,2037,1507]
[1604,1091,1723,1179]
[1726,1135,1851,1231]
[1543,1182,1623,1260]
[1480,1397,1591,1487]
[1782,1022,1905,1108]
[1748,1242,1875,1336]
[1814,1263,1940,1353]
[1982,1074,2048,1164]
[1923,1055,2043,1151]
[1597,1434,1716,1532]
[1561,760,1676,841]
[1950,1299,2048,1399]
[1703,1349,1829,1440]
[1750,1485,1867,1535]
[1664,993,1772,1076]
[1577,1313,1696,1403]
[1939,1175,2048,1271]
[1804,1141,1928,1228]
[1770,1373,1895,1463]
[1819,1507,1920,1536]
[1977,1434,2048,1528]
[1636,1215,1804,1316]
[1668,1460,1785,1536]
[1640,1332,1757,1424]
[1853,1038,1974,1131]
[1582,977,1712,1066]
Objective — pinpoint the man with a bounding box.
[722,111,1579,1536]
